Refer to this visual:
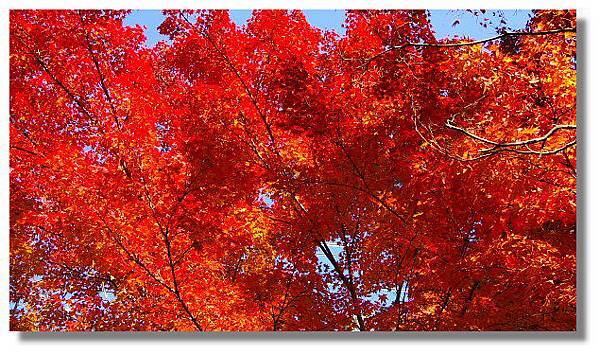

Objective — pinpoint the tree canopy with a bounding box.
[9,9,576,331]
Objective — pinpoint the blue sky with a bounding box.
[124,10,533,46]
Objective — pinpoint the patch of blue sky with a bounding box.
[99,289,117,302]
[123,10,169,46]
[229,10,347,34]
[370,281,409,306]
[316,243,353,287]
[9,299,27,312]
[429,10,532,40]
[124,9,533,47]
[316,242,410,309]
[29,274,43,283]
[257,188,275,208]
[315,241,344,283]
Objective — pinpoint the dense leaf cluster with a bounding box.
[10,10,576,331]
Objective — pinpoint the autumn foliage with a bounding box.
[9,10,576,331]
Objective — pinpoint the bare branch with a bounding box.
[446,121,576,152]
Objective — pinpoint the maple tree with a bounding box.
[9,9,576,331]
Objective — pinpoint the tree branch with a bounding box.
[358,27,576,69]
